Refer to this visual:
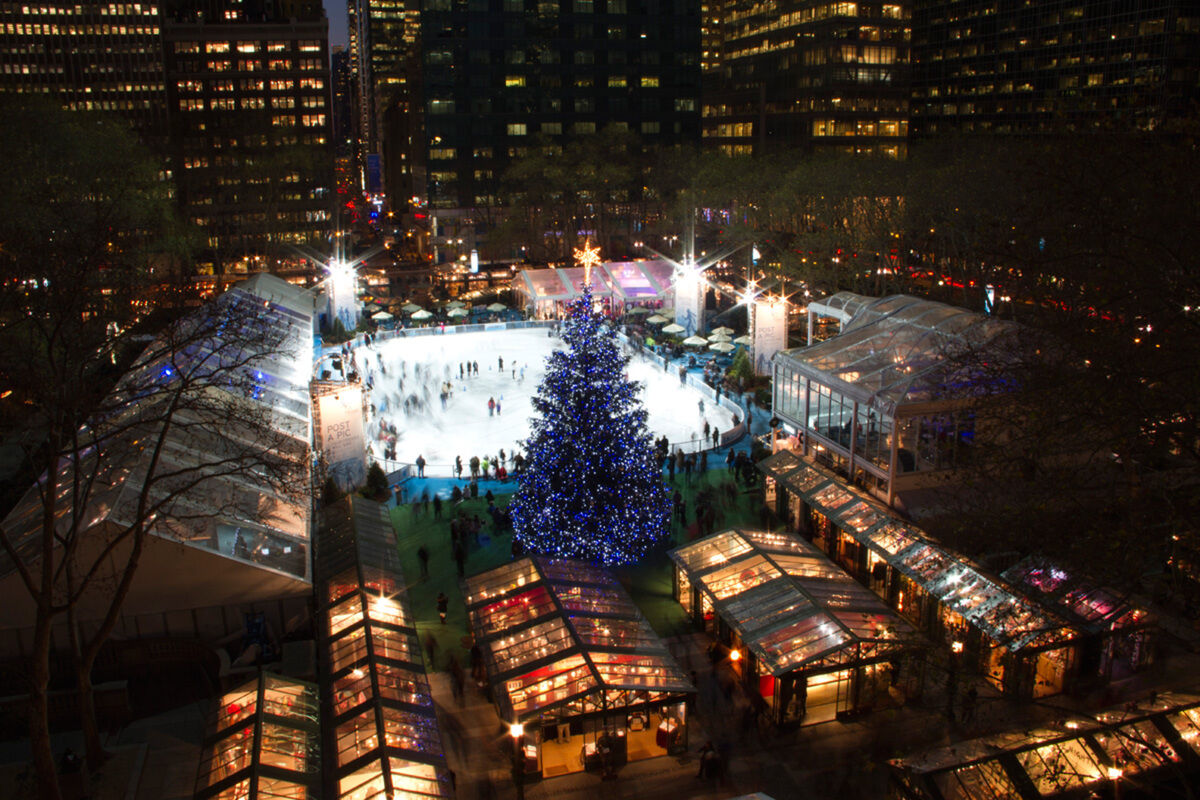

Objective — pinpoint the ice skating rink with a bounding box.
[356,327,735,476]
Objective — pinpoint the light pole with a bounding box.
[509,722,526,800]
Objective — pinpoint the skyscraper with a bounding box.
[910,0,1200,136]
[163,0,333,277]
[702,0,911,157]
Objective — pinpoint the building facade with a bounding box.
[0,0,169,144]
[702,0,911,157]
[910,0,1200,137]
[164,0,334,278]
[415,0,702,210]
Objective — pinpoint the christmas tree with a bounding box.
[511,249,671,565]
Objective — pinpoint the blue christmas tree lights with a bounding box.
[511,284,671,565]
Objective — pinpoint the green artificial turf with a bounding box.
[389,468,769,672]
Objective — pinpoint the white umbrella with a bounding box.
[402,302,423,313]
[447,300,467,309]
[662,323,685,334]
[411,309,433,320]
[646,314,669,324]
[371,311,394,321]
[708,332,732,342]
[733,335,753,345]
[711,326,734,336]
[626,307,653,315]
[447,307,469,317]
[709,341,735,353]
[487,302,508,312]
[682,335,708,347]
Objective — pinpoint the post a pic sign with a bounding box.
[752,299,788,375]
[318,386,366,489]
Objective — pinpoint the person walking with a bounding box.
[459,362,464,379]
[470,455,480,478]
[496,397,502,415]
[712,427,720,449]
[424,631,438,664]
[455,456,463,478]
[481,455,490,476]
[433,494,443,519]
[498,355,504,371]
[453,541,466,577]
[417,546,430,579]
[488,397,495,417]
[697,741,715,779]
[415,454,426,477]
[473,360,479,376]
[436,592,449,624]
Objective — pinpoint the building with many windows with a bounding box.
[910,0,1200,136]
[164,0,334,278]
[415,0,702,210]
[702,0,911,157]
[0,0,169,144]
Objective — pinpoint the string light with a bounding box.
[510,283,671,565]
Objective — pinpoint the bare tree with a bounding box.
[0,100,311,798]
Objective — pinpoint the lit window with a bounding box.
[507,123,527,135]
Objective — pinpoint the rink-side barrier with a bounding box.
[351,320,753,478]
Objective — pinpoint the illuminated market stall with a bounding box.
[1002,558,1155,685]
[670,529,924,726]
[194,672,321,800]
[513,260,675,318]
[316,497,454,799]
[758,454,1084,699]
[889,692,1200,800]
[465,557,694,779]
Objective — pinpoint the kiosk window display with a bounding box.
[671,529,923,727]
[465,557,694,779]
[315,498,455,799]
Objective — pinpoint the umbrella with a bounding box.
[646,314,669,324]
[447,307,469,317]
[662,323,685,334]
[411,309,433,320]
[487,302,508,312]
[402,303,423,313]
[682,335,708,346]
[626,307,653,315]
[711,326,734,336]
[371,311,394,321]
[708,332,732,342]
[446,300,467,308]
[709,341,736,353]
[733,335,753,345]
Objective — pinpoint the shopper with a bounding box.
[436,592,449,624]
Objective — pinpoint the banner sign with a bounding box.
[317,387,366,489]
[752,299,788,375]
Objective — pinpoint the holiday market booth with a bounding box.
[1002,558,1156,687]
[315,498,454,799]
[757,452,1087,700]
[889,692,1200,800]
[465,557,694,779]
[194,672,321,800]
[670,529,924,726]
[513,260,675,318]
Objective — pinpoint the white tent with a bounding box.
[646,315,669,324]
[662,323,685,334]
[487,302,508,312]
[682,335,708,346]
[411,309,434,320]
[447,307,469,318]
[711,326,734,336]
[371,311,393,321]
[709,341,736,353]
[402,303,423,313]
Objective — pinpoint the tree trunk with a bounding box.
[30,607,63,800]
[75,642,106,772]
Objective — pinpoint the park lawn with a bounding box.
[389,468,767,672]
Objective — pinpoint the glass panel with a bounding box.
[366,593,410,628]
[489,617,575,673]
[337,710,380,766]
[328,593,365,636]
[256,776,309,799]
[470,585,558,635]
[258,720,318,774]
[1015,739,1104,795]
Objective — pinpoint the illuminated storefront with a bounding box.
[316,497,454,799]
[195,672,321,800]
[465,557,694,779]
[671,529,923,726]
[759,454,1089,700]
[890,692,1200,800]
[513,261,676,319]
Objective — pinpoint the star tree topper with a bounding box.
[574,239,602,285]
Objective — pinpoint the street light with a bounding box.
[509,722,526,800]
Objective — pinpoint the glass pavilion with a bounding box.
[774,293,1018,507]
[194,672,321,800]
[513,260,676,318]
[889,692,1200,800]
[316,497,454,800]
[670,528,924,726]
[464,556,694,779]
[759,451,1085,700]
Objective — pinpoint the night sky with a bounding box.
[325,0,348,49]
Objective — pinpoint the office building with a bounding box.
[163,0,334,277]
[702,0,911,157]
[911,1,1200,136]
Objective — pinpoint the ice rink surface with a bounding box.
[355,328,736,476]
